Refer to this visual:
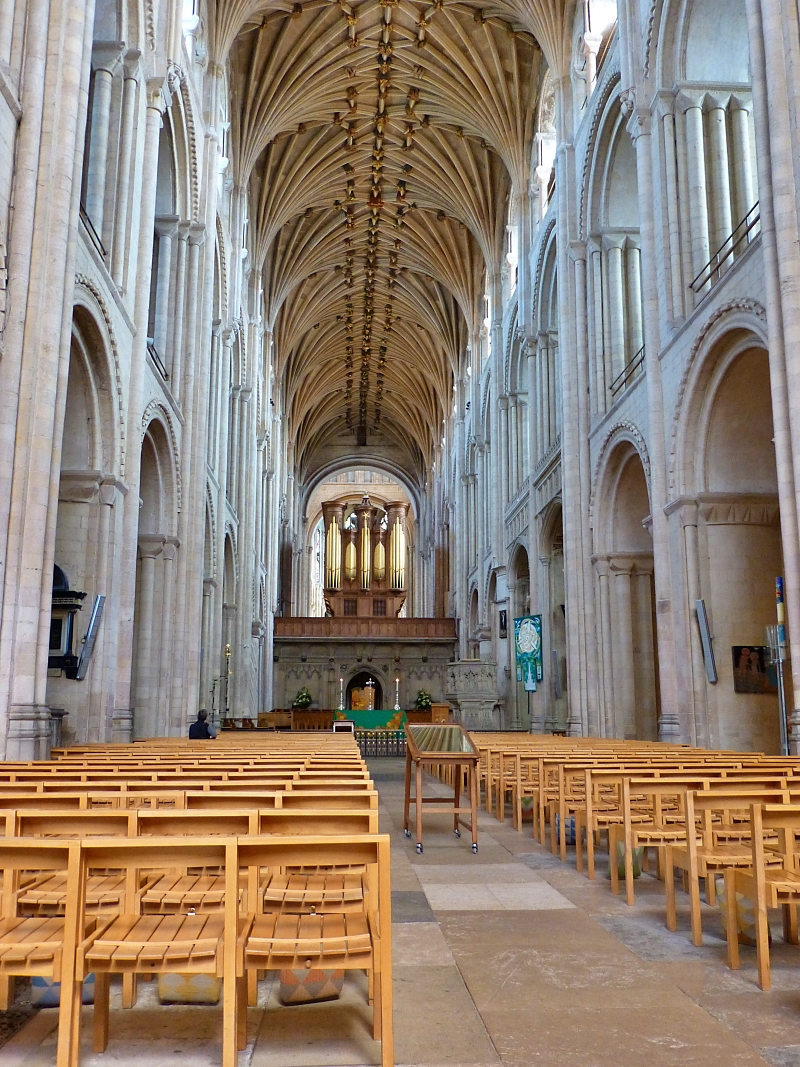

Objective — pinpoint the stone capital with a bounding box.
[609,557,636,576]
[123,48,143,80]
[591,554,610,578]
[601,232,628,252]
[154,214,180,239]
[583,30,603,56]
[138,534,166,559]
[663,495,699,527]
[188,223,207,247]
[100,475,128,506]
[91,41,125,76]
[145,78,169,112]
[161,536,180,562]
[59,470,102,504]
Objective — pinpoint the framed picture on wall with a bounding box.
[499,610,507,639]
[731,646,778,694]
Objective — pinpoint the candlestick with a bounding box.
[394,676,400,712]
[338,677,344,711]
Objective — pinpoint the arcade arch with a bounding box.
[594,440,659,740]
[679,334,785,752]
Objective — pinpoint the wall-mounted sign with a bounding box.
[514,615,542,692]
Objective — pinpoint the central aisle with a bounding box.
[6,759,800,1067]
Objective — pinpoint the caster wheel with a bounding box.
[454,829,461,838]
[403,829,411,838]
[416,843,423,854]
[472,843,479,854]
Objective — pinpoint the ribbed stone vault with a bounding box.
[216,0,568,484]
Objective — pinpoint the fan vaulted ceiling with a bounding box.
[214,0,567,485]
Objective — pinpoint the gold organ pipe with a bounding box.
[326,516,341,589]
[360,516,371,589]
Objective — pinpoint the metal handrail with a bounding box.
[690,201,761,293]
[610,344,645,397]
[147,339,169,381]
[79,204,106,259]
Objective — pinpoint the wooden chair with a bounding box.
[726,803,800,989]
[75,838,239,1067]
[664,789,790,945]
[0,839,94,1064]
[237,834,393,1067]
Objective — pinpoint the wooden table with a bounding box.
[403,725,480,854]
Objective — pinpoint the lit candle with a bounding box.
[394,676,400,711]
[339,677,344,711]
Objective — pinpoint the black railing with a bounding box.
[610,343,645,397]
[690,201,761,294]
[147,339,169,381]
[79,204,106,259]
[355,730,406,757]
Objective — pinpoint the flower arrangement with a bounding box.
[291,686,313,709]
[413,690,433,710]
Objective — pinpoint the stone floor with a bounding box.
[6,758,800,1066]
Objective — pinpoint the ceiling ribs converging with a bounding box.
[228,0,543,481]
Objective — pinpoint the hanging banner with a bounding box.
[514,615,543,692]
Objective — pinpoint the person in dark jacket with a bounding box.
[189,709,217,739]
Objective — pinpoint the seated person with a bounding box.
[189,709,217,739]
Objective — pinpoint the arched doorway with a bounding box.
[347,672,383,711]
[541,506,568,731]
[594,442,659,740]
[698,346,784,751]
[131,420,176,739]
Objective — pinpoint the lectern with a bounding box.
[403,724,479,853]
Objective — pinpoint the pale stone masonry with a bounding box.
[0,0,798,753]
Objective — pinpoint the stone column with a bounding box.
[589,245,605,412]
[610,558,636,739]
[152,215,179,362]
[603,235,626,382]
[536,334,546,457]
[705,94,733,261]
[538,554,553,733]
[508,397,518,496]
[681,95,711,289]
[746,0,800,748]
[499,396,510,510]
[84,44,123,237]
[729,95,756,231]
[169,222,190,401]
[111,56,139,287]
[200,578,216,714]
[134,535,165,739]
[635,560,658,742]
[661,105,686,320]
[113,83,165,738]
[593,556,614,738]
[583,31,603,99]
[626,98,681,741]
[0,0,96,759]
[626,242,643,357]
[673,500,709,747]
[156,538,179,734]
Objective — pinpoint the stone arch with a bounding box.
[592,436,659,740]
[584,87,643,411]
[73,279,125,473]
[674,323,783,752]
[670,302,767,496]
[46,301,125,746]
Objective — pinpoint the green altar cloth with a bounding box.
[335,709,407,730]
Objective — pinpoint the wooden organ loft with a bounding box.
[322,496,409,618]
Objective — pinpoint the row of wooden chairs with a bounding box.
[0,735,392,1066]
[0,833,393,1067]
